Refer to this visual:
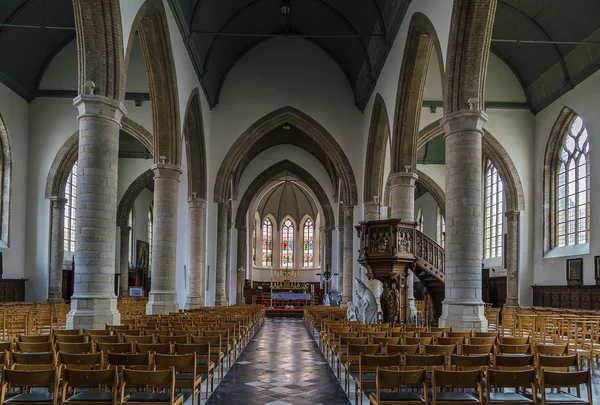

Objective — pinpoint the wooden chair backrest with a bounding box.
[96,342,133,354]
[432,368,483,389]
[62,367,117,388]
[500,336,529,345]
[19,335,50,343]
[136,343,171,354]
[124,335,153,344]
[107,352,150,369]
[58,352,103,369]
[487,368,535,389]
[158,335,187,344]
[54,334,85,343]
[450,354,490,370]
[405,354,445,368]
[405,337,433,346]
[498,344,531,355]
[462,344,494,355]
[469,337,496,346]
[536,343,568,356]
[424,344,457,356]
[154,353,196,374]
[494,354,535,370]
[1,368,58,388]
[438,337,465,346]
[11,351,56,368]
[90,335,119,344]
[83,329,111,336]
[16,341,54,353]
[387,344,419,355]
[56,342,93,354]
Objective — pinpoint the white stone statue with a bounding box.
[354,277,378,324]
[346,301,358,322]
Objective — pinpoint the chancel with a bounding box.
[0,0,598,404]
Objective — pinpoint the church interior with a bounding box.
[0,0,598,404]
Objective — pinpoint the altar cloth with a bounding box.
[271,293,311,300]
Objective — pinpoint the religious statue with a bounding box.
[380,280,390,322]
[354,278,378,324]
[387,278,400,324]
[346,301,359,322]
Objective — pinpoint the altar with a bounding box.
[271,292,311,301]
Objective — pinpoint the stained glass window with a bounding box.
[281,219,294,267]
[148,202,153,266]
[128,208,134,266]
[262,218,272,267]
[484,159,503,259]
[64,161,77,252]
[303,218,314,267]
[556,115,590,247]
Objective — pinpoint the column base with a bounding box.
[66,296,120,329]
[146,292,178,315]
[47,295,64,304]
[184,296,204,309]
[505,298,519,307]
[439,301,488,332]
[215,294,229,306]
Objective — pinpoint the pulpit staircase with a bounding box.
[413,230,445,317]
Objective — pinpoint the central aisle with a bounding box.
[205,317,350,405]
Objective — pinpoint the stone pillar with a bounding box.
[341,205,354,304]
[364,201,381,222]
[338,222,344,294]
[67,95,125,329]
[389,172,418,220]
[439,110,489,332]
[505,211,520,307]
[324,228,332,274]
[215,202,229,306]
[247,225,255,283]
[388,171,418,319]
[118,225,131,297]
[225,207,232,304]
[185,197,206,309]
[236,227,246,304]
[146,164,182,315]
[48,197,67,303]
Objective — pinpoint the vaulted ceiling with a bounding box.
[167,0,410,110]
[0,0,599,115]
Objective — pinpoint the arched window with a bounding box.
[262,218,273,267]
[436,205,445,248]
[64,161,78,252]
[128,208,135,266]
[252,228,256,265]
[303,218,314,267]
[416,206,424,232]
[556,116,589,247]
[281,218,294,267]
[484,159,503,259]
[148,202,153,266]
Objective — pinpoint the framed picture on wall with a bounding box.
[136,240,150,271]
[595,256,600,286]
[566,258,583,286]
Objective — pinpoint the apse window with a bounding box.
[281,218,294,267]
[556,115,589,247]
[262,218,273,267]
[64,161,78,253]
[484,159,503,259]
[303,218,314,267]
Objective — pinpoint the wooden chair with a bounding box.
[373,337,401,354]
[11,352,56,370]
[469,337,496,346]
[54,335,85,344]
[18,335,50,343]
[538,369,592,405]
[153,353,202,405]
[343,344,381,393]
[173,343,215,398]
[391,331,415,341]
[96,342,133,354]
[499,336,529,345]
[190,336,224,379]
[449,354,490,372]
[119,368,184,405]
[486,368,536,405]
[494,354,535,371]
[354,354,401,405]
[61,367,118,405]
[368,368,426,405]
[336,336,369,379]
[15,342,54,353]
[58,352,103,370]
[424,345,456,366]
[0,368,60,405]
[56,342,93,354]
[497,344,531,356]
[106,352,150,370]
[462,344,494,356]
[405,337,432,355]
[430,369,484,405]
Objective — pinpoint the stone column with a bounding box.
[389,172,418,220]
[185,197,206,309]
[364,201,381,222]
[341,205,354,304]
[215,202,229,306]
[225,208,232,304]
[338,222,344,294]
[67,95,124,329]
[324,228,332,274]
[236,227,246,304]
[146,164,182,315]
[505,211,520,307]
[247,225,255,283]
[388,172,418,319]
[439,110,488,332]
[48,197,67,303]
[118,225,131,297]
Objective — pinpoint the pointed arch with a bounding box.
[183,88,207,200]
[364,93,391,204]
[214,106,357,206]
[543,106,589,252]
[116,169,155,227]
[416,170,445,216]
[0,114,12,247]
[392,12,445,173]
[125,0,181,166]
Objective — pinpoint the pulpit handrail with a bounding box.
[414,230,445,281]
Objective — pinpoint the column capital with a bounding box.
[217,201,230,210]
[505,210,521,222]
[73,94,126,124]
[151,164,182,180]
[49,196,68,207]
[342,205,354,214]
[120,225,132,232]
[440,109,488,137]
[388,171,418,188]
[187,197,207,208]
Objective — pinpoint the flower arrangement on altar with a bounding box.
[301,282,309,294]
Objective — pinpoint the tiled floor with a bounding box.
[204,318,350,405]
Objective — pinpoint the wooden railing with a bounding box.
[414,230,445,283]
